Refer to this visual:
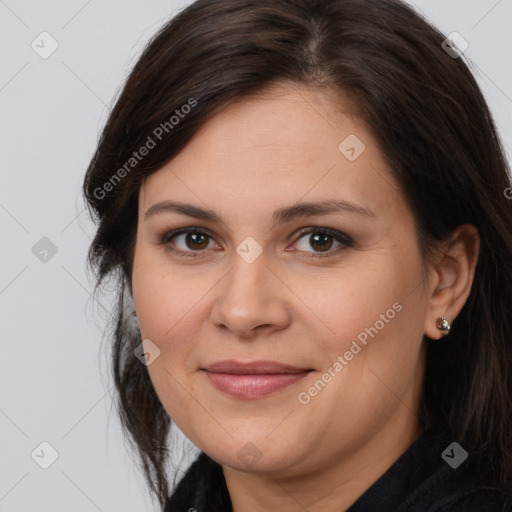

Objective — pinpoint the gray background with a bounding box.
[0,0,510,510]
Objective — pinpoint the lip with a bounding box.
[201,360,314,399]
[203,360,312,374]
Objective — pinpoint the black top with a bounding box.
[165,420,511,511]
[347,420,510,512]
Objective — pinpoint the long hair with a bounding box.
[83,0,512,510]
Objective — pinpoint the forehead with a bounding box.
[140,84,404,222]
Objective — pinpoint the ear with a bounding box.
[423,224,480,340]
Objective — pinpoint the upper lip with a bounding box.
[202,360,313,375]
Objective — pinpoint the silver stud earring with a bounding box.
[436,316,451,336]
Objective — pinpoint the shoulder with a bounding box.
[415,452,512,512]
[382,421,512,512]
[393,465,511,512]
[431,486,512,512]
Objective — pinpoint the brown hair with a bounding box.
[83,0,512,509]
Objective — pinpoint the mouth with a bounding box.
[200,360,314,399]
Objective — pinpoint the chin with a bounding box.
[203,437,304,475]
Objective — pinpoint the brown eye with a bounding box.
[181,232,210,250]
[309,232,334,252]
[161,228,217,256]
[292,227,353,256]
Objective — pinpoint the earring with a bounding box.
[436,316,451,336]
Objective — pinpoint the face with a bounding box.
[131,83,431,478]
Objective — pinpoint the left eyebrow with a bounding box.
[270,199,375,227]
[144,199,375,226]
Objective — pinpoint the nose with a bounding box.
[209,249,291,339]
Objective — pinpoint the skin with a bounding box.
[131,83,479,511]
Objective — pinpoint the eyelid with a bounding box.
[160,226,216,245]
[293,226,353,246]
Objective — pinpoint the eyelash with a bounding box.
[158,226,353,259]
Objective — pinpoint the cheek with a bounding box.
[132,245,196,341]
[131,249,204,433]
[311,256,427,402]
[298,259,418,355]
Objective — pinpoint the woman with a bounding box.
[83,0,512,510]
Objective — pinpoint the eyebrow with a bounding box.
[144,199,375,227]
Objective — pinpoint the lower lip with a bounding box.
[202,371,311,399]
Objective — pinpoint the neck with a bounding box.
[223,417,423,512]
